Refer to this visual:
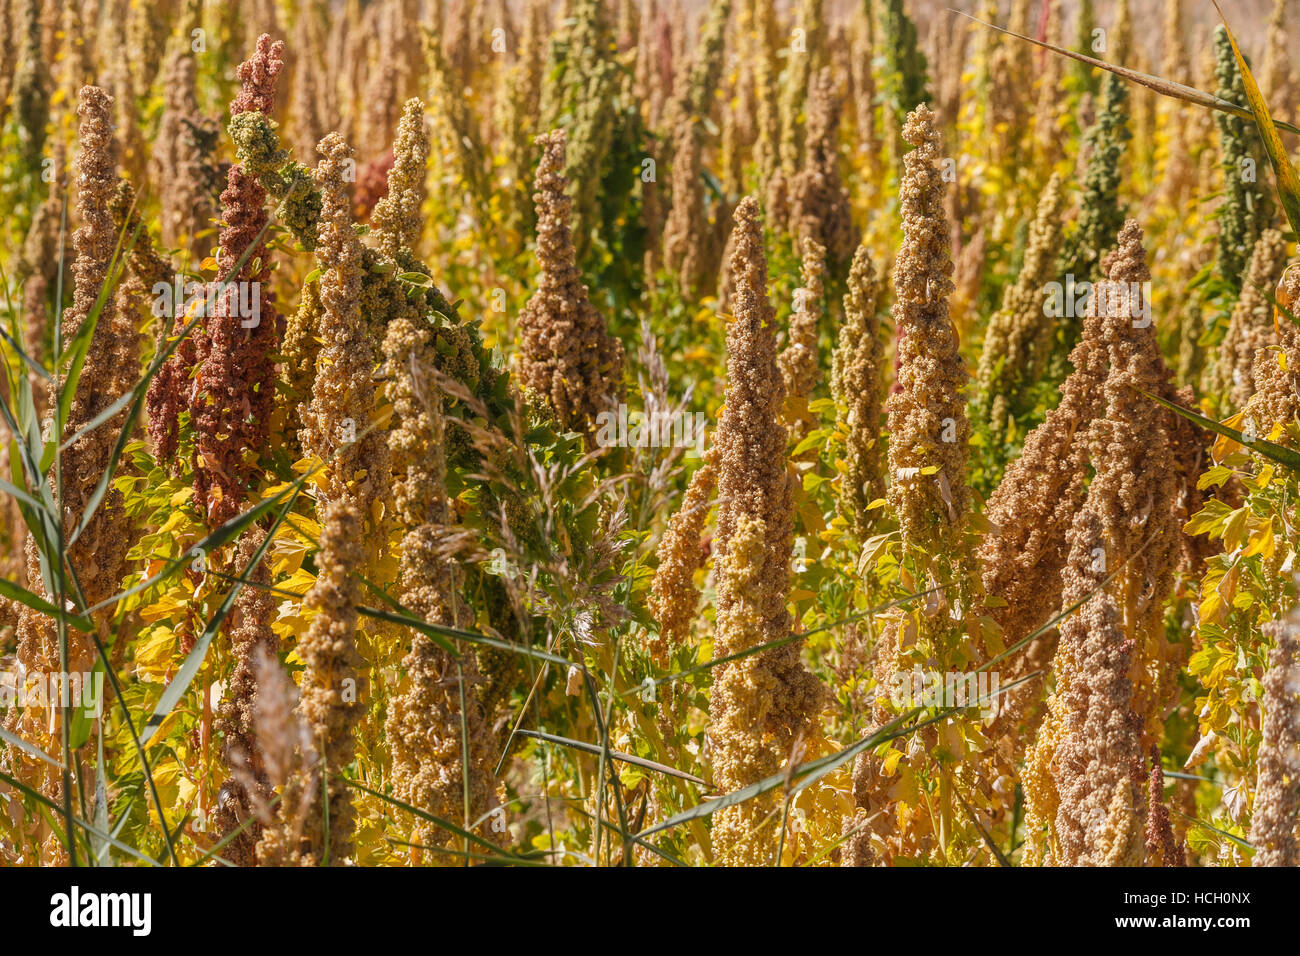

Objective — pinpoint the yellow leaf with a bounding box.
[139,592,186,624]
[1222,506,1250,553]
[1213,411,1246,460]
[1185,498,1232,537]
[155,510,189,537]
[134,627,179,678]
[881,748,904,776]
[1245,520,1275,559]
[1198,588,1223,625]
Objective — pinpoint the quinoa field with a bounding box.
[0,0,1299,878]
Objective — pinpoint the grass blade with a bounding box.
[340,774,523,861]
[356,603,576,667]
[0,576,94,631]
[139,488,299,745]
[515,728,708,786]
[951,8,1300,136]
[1211,1,1300,239]
[0,346,48,496]
[65,313,206,548]
[0,727,66,770]
[0,767,159,866]
[0,475,48,513]
[49,228,137,473]
[0,320,51,384]
[1173,809,1254,852]
[639,670,1040,839]
[1136,385,1300,474]
[385,838,553,866]
[627,588,937,697]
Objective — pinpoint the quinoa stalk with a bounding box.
[1023,221,1185,866]
[2,85,124,865]
[832,240,885,543]
[647,454,716,663]
[779,237,826,442]
[516,130,625,441]
[1250,612,1300,867]
[709,197,823,866]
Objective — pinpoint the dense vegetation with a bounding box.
[1,0,1299,868]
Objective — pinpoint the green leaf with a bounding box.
[1222,506,1250,553]
[1188,645,1220,678]
[515,729,708,786]
[1173,809,1254,852]
[88,477,303,616]
[1185,499,1233,537]
[1196,465,1236,490]
[68,658,105,750]
[1135,386,1300,476]
[1212,2,1300,240]
[0,576,94,631]
[51,229,137,470]
[792,429,827,457]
